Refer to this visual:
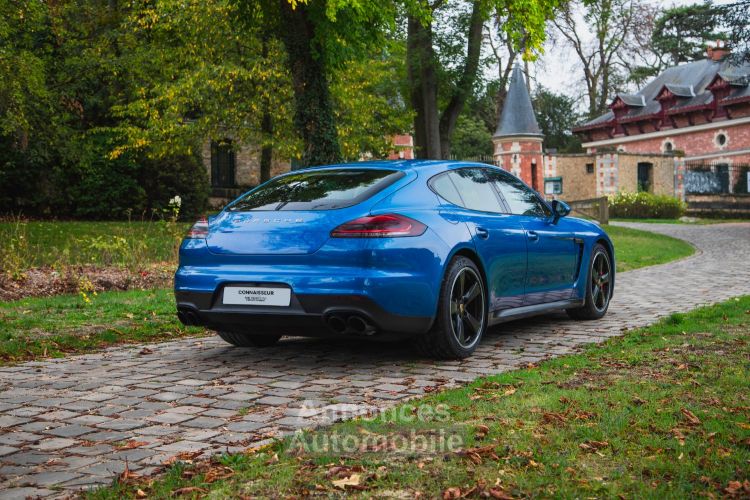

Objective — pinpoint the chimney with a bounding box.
[707,40,729,61]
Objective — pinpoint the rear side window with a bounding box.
[429,168,503,213]
[486,169,551,217]
[228,169,404,211]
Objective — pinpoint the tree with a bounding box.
[406,0,559,159]
[450,115,493,158]
[719,1,750,62]
[532,87,582,153]
[651,2,722,66]
[245,0,397,166]
[552,0,644,118]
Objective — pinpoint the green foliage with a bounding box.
[450,115,492,158]
[608,191,687,219]
[0,220,190,272]
[532,87,582,153]
[651,1,723,65]
[331,41,412,160]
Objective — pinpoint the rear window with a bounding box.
[227,169,405,211]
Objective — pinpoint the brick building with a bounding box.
[573,44,750,196]
[492,65,544,191]
[492,66,681,201]
[492,46,750,203]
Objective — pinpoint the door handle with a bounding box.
[527,230,539,242]
[476,227,489,239]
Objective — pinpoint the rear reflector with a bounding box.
[331,214,427,238]
[186,217,209,239]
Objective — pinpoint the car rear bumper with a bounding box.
[175,290,433,339]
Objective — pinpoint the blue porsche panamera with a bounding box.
[175,160,614,359]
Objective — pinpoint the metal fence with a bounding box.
[684,161,750,195]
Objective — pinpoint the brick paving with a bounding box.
[0,222,748,497]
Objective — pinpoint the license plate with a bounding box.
[222,286,291,307]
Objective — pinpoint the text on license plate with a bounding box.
[222,286,291,306]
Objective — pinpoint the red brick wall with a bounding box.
[601,122,750,163]
[493,138,543,190]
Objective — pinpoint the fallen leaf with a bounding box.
[443,487,461,499]
[136,489,147,498]
[504,387,517,396]
[115,440,149,450]
[204,466,234,483]
[681,408,701,426]
[139,347,154,355]
[579,441,609,452]
[332,473,362,489]
[171,486,207,497]
[489,488,514,499]
[118,462,139,482]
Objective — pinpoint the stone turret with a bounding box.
[493,65,544,191]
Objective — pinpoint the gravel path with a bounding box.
[0,222,748,498]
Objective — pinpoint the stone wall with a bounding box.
[615,154,675,196]
[201,140,291,188]
[543,152,678,202]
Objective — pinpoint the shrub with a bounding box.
[0,132,208,220]
[608,191,686,219]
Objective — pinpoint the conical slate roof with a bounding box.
[494,65,542,138]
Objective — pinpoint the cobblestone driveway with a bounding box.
[0,222,748,498]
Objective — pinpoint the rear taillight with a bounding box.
[186,217,209,239]
[331,214,427,238]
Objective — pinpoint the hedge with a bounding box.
[608,191,686,219]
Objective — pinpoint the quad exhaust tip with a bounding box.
[325,313,377,336]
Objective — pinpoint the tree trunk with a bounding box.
[260,110,273,183]
[278,2,341,167]
[407,15,441,159]
[260,35,273,182]
[438,0,483,158]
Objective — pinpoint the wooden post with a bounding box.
[599,197,609,225]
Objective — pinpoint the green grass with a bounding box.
[612,217,750,224]
[0,288,205,363]
[89,296,750,499]
[0,220,189,271]
[603,225,694,272]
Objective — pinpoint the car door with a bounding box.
[486,169,580,306]
[429,168,527,312]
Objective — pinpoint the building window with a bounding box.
[544,177,563,195]
[714,131,728,149]
[210,139,236,187]
[637,162,653,193]
[662,140,674,153]
[586,163,595,174]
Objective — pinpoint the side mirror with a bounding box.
[551,200,571,223]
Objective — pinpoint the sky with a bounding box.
[531,0,737,99]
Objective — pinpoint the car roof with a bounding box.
[298,159,498,175]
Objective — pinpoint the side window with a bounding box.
[487,170,551,217]
[429,172,464,207]
[447,168,504,213]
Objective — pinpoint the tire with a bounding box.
[413,256,487,359]
[216,331,282,347]
[567,243,613,320]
